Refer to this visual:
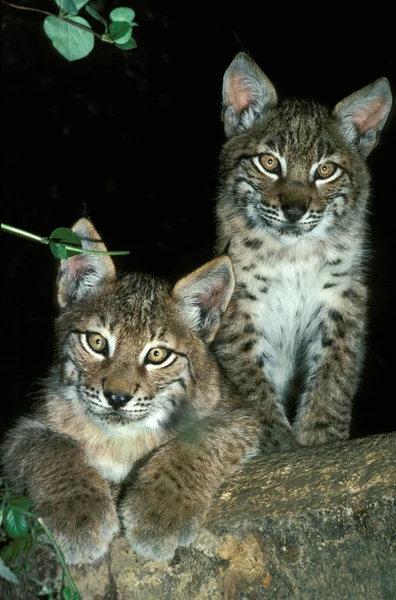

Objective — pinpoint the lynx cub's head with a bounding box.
[53,219,234,435]
[220,52,392,244]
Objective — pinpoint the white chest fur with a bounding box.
[84,424,171,484]
[232,239,359,403]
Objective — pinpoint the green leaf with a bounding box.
[8,496,34,511]
[55,0,79,16]
[49,228,82,259]
[20,533,34,553]
[115,37,137,50]
[113,28,132,45]
[4,508,29,538]
[0,542,18,562]
[0,556,20,584]
[85,3,107,28]
[108,21,131,42]
[43,16,94,62]
[55,0,89,14]
[50,242,67,259]
[109,7,135,23]
[1,535,30,561]
[50,227,80,244]
[73,0,90,11]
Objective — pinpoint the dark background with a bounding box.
[2,2,395,437]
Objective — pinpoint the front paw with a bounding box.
[296,425,348,446]
[120,473,202,561]
[38,494,120,565]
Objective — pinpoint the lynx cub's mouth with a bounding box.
[77,376,188,431]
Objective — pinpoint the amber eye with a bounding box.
[86,332,108,354]
[260,154,279,172]
[146,347,171,365]
[316,162,336,179]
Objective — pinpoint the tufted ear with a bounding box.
[222,52,278,138]
[334,78,392,157]
[173,256,235,344]
[57,218,116,309]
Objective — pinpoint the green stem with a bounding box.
[1,224,48,244]
[37,518,82,599]
[64,245,130,256]
[2,0,54,17]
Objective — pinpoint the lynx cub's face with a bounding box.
[221,53,392,245]
[53,219,234,436]
[58,276,198,431]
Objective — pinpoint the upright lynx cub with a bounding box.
[214,52,392,446]
[1,218,263,564]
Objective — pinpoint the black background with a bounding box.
[2,2,396,437]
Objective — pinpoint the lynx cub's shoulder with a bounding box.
[214,52,392,446]
[2,218,263,564]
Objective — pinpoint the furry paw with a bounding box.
[38,494,120,565]
[121,490,199,561]
[120,461,205,561]
[296,425,348,446]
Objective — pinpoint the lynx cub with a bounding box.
[1,218,263,563]
[214,52,392,446]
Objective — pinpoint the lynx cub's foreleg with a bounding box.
[3,419,119,565]
[293,287,367,445]
[121,411,261,561]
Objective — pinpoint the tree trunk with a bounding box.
[2,432,395,600]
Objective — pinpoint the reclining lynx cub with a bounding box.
[1,218,268,564]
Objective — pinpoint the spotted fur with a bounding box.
[214,52,392,446]
[1,218,264,563]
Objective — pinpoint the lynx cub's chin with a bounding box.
[214,52,392,446]
[2,218,265,564]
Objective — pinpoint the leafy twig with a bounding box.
[1,223,130,259]
[0,478,83,599]
[3,0,138,60]
[2,0,105,39]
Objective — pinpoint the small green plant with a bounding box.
[3,0,138,61]
[1,223,130,259]
[0,477,82,599]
